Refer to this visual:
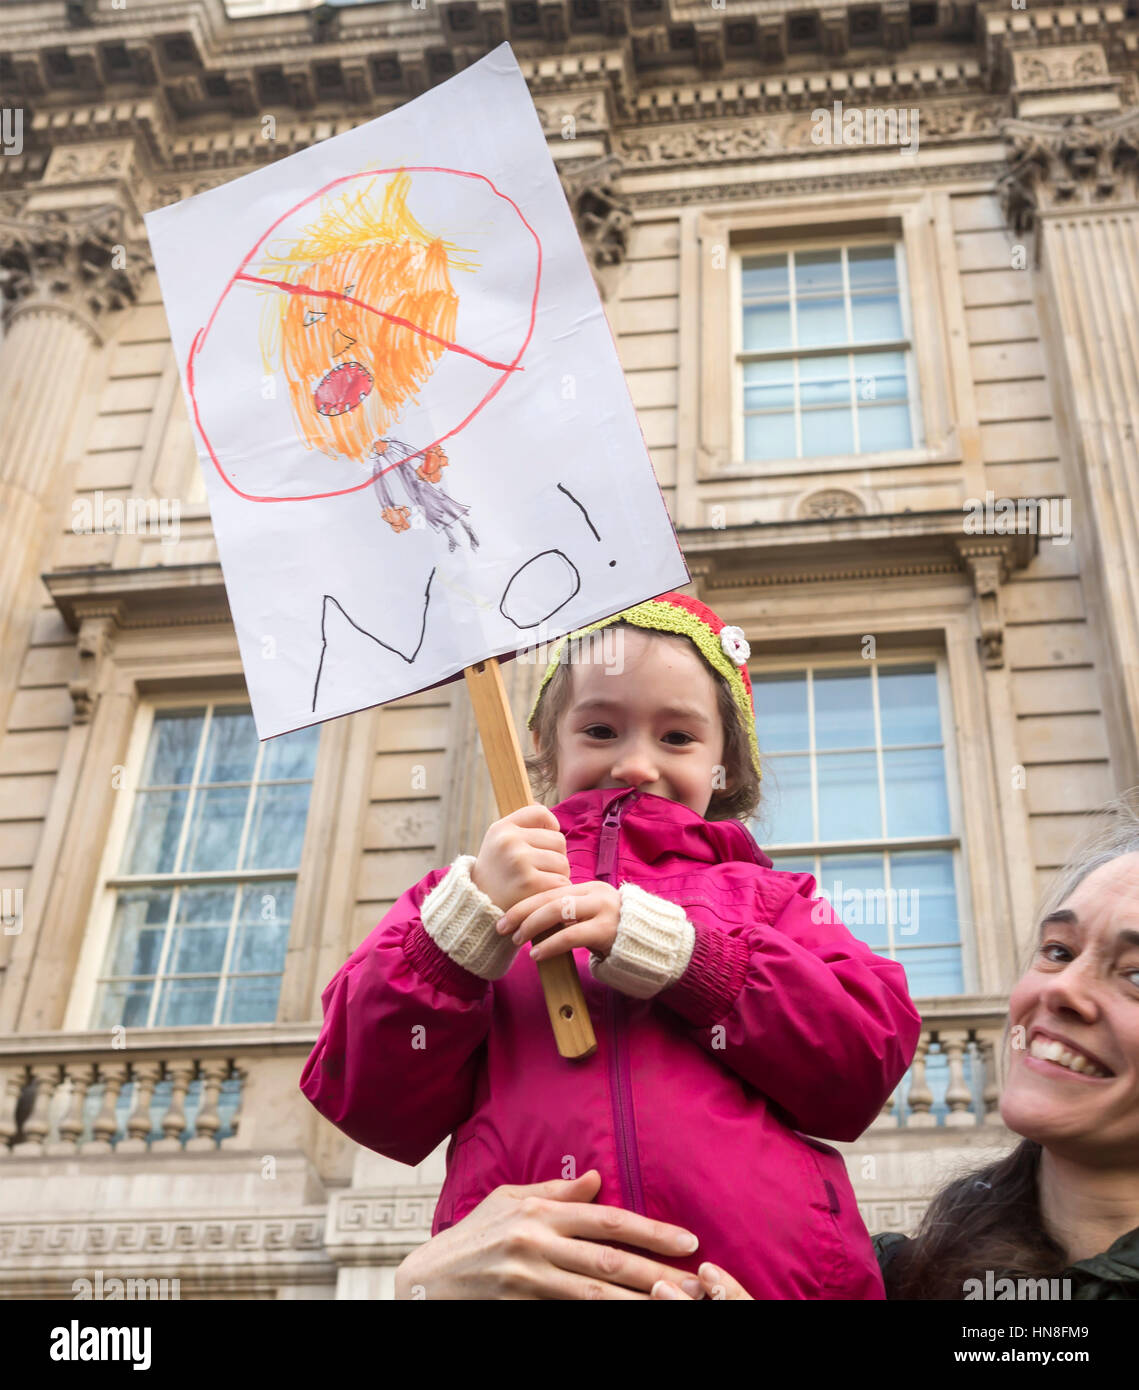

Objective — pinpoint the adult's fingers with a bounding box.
[518,1193,701,1262]
[534,1232,705,1298]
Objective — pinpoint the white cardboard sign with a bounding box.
[145,42,689,740]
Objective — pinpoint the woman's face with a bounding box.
[1001,851,1139,1161]
[536,627,728,818]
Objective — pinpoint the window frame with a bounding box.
[65,693,324,1032]
[689,189,962,484]
[730,234,923,466]
[750,646,977,998]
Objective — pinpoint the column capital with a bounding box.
[0,197,151,339]
[996,106,1139,240]
[558,153,632,303]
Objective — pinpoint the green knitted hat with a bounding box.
[525,590,760,782]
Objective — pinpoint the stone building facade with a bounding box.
[1,0,1136,1297]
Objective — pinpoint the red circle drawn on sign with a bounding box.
[186,166,542,504]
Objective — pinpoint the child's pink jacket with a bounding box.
[300,785,921,1299]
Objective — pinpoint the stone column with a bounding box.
[0,190,144,749]
[997,64,1139,786]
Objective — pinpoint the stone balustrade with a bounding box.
[0,1025,317,1157]
[870,1001,1010,1130]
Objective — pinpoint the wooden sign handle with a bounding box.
[463,657,598,1061]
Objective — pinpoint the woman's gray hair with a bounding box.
[1036,787,1139,924]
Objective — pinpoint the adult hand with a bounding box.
[651,1262,754,1300]
[394,1170,705,1300]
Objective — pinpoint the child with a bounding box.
[300,591,921,1298]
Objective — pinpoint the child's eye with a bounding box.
[664,732,695,745]
[583,725,613,739]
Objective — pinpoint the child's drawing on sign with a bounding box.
[371,437,479,552]
[254,170,480,551]
[147,48,690,741]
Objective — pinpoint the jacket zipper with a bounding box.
[596,788,646,1217]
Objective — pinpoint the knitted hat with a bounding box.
[525,591,761,782]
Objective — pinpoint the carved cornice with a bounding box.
[677,512,1036,597]
[0,1212,328,1259]
[43,562,232,633]
[996,106,1139,237]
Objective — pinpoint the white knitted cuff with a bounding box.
[590,881,696,999]
[420,855,518,981]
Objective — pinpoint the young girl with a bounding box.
[300,590,921,1298]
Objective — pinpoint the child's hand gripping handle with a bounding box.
[463,658,597,1061]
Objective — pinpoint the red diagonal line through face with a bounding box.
[235,273,523,374]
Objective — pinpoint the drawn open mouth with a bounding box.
[314,361,373,417]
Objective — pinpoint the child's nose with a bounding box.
[611,744,659,788]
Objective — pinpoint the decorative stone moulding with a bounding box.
[996,105,1139,241]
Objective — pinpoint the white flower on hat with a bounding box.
[720,625,750,664]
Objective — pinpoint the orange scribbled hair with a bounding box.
[256,170,478,462]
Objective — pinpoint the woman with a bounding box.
[395,795,1139,1300]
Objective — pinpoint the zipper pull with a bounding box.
[596,789,638,883]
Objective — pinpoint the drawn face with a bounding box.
[1001,852,1139,1162]
[542,627,728,818]
[273,236,457,463]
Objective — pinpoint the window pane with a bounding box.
[745,411,795,461]
[106,890,172,977]
[156,977,218,1027]
[813,669,874,749]
[753,673,809,751]
[817,752,881,840]
[219,976,282,1025]
[94,980,152,1029]
[741,255,788,298]
[890,850,958,944]
[797,297,847,348]
[855,350,908,400]
[858,403,912,452]
[847,245,898,290]
[818,853,888,948]
[802,407,853,457]
[879,665,941,745]
[233,882,294,973]
[766,853,815,875]
[170,886,235,975]
[202,706,258,784]
[795,249,843,294]
[763,755,813,844]
[261,725,320,781]
[183,786,250,871]
[122,789,189,874]
[142,710,203,786]
[743,302,791,351]
[799,355,851,407]
[883,747,950,837]
[851,294,903,341]
[898,945,963,998]
[744,358,794,409]
[245,783,310,869]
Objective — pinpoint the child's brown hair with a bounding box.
[524,622,762,823]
